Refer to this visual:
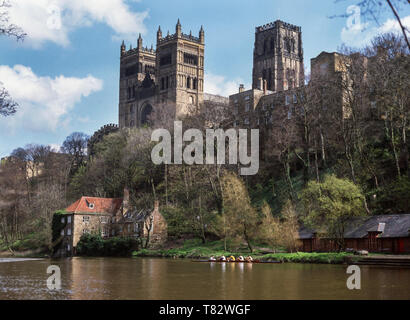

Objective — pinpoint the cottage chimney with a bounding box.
[123,188,130,215]
[239,84,244,93]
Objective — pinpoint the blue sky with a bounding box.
[0,0,409,158]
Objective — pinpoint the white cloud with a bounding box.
[341,15,410,48]
[8,0,148,48]
[204,72,250,97]
[49,143,61,152]
[0,65,103,133]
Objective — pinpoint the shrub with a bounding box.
[76,234,139,256]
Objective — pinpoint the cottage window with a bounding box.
[67,244,71,252]
[61,229,64,236]
[83,216,90,223]
[67,228,71,236]
[285,95,290,105]
[293,94,297,104]
[82,229,90,235]
[244,117,250,125]
[67,216,71,224]
[61,217,65,224]
[245,102,250,112]
[244,95,250,101]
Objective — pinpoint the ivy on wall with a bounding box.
[51,210,67,253]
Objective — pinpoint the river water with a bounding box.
[0,257,409,300]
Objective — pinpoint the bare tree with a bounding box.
[0,0,26,40]
[332,0,410,49]
[61,132,90,175]
[0,0,26,117]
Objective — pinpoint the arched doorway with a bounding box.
[141,103,153,125]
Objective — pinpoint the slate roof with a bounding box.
[298,214,410,239]
[65,197,123,215]
[119,208,152,223]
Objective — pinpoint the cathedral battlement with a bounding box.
[256,20,301,33]
[122,46,156,57]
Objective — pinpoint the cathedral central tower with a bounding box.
[156,19,205,118]
[252,20,304,92]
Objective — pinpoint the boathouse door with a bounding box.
[398,239,404,254]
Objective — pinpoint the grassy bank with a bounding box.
[132,239,355,264]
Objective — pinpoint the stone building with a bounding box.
[252,20,304,92]
[58,192,167,256]
[119,19,226,128]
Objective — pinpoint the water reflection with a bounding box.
[0,257,409,300]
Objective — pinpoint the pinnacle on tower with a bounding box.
[176,18,182,37]
[137,33,143,49]
[121,40,126,55]
[199,25,205,44]
[157,25,162,42]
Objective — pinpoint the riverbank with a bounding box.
[132,239,356,264]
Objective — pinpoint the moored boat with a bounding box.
[191,259,282,264]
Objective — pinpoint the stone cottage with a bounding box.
[57,190,167,256]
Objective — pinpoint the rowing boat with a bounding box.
[191,259,282,264]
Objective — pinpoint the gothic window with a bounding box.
[284,37,292,52]
[125,65,137,77]
[267,68,272,90]
[139,63,143,73]
[187,76,191,89]
[161,78,165,90]
[183,53,198,66]
[166,76,169,89]
[141,103,153,125]
[193,78,197,90]
[160,54,172,66]
[287,107,292,119]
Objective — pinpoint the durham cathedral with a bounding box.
[113,18,347,138]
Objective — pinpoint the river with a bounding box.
[0,257,409,299]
